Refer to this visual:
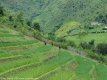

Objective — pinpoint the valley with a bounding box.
[0,0,107,79]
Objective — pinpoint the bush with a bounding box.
[33,30,42,41]
[59,43,68,49]
[89,53,105,63]
[13,25,17,28]
[26,21,31,27]
[96,43,107,55]
[80,42,89,49]
[89,40,95,46]
[9,15,13,21]
[56,38,66,42]
[47,33,55,40]
[0,6,4,17]
[80,40,95,50]
[67,41,76,47]
[32,22,41,31]
[89,27,94,29]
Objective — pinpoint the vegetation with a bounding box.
[55,21,81,37]
[96,43,107,55]
[0,27,107,79]
[0,0,107,79]
[1,0,107,32]
[32,22,41,31]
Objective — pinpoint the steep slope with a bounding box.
[0,0,52,19]
[0,26,107,79]
[1,0,107,32]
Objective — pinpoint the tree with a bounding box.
[96,43,107,55]
[9,15,13,21]
[16,12,24,25]
[95,14,107,24]
[33,22,41,31]
[53,24,62,33]
[0,5,4,17]
[89,40,95,46]
[33,30,42,40]
[80,40,95,50]
[26,21,31,27]
[47,33,55,40]
[67,41,76,47]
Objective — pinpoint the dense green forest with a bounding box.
[1,0,107,32]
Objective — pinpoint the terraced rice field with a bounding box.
[0,27,107,80]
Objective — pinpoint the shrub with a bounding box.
[80,40,95,50]
[80,42,89,49]
[13,25,17,28]
[67,41,76,47]
[0,6,4,17]
[56,38,66,43]
[32,22,41,31]
[9,15,13,21]
[89,27,94,29]
[59,43,68,49]
[89,40,95,46]
[33,30,43,41]
[96,43,107,55]
[26,21,31,27]
[16,12,24,25]
[47,33,55,40]
[89,53,105,63]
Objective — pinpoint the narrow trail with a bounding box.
[40,39,101,65]
[37,37,87,57]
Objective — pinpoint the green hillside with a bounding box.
[55,21,81,37]
[0,0,107,79]
[0,26,107,80]
[1,0,107,32]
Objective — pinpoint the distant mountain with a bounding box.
[1,0,107,32]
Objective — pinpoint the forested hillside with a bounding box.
[1,0,107,79]
[1,0,107,32]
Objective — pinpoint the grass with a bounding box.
[74,56,95,80]
[6,51,72,78]
[0,40,37,47]
[0,27,107,80]
[55,21,81,37]
[0,42,42,59]
[96,64,107,80]
[65,33,107,45]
